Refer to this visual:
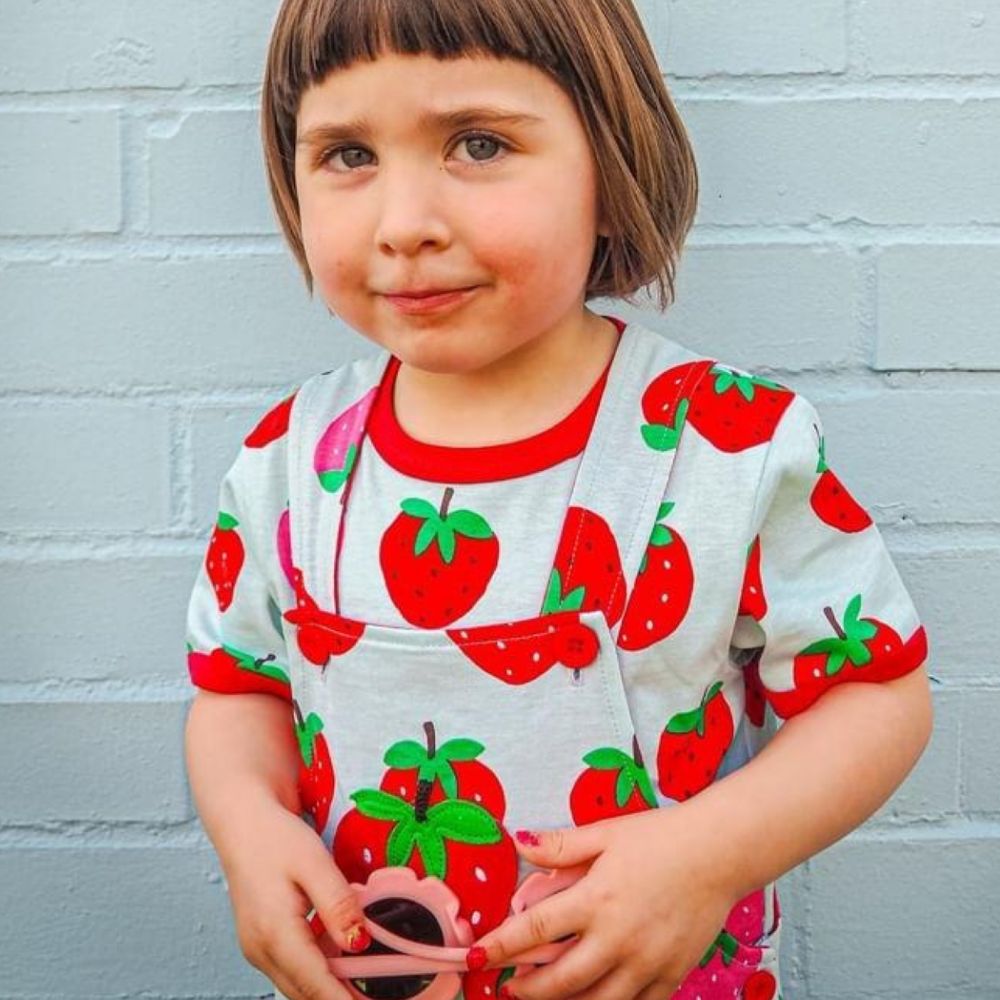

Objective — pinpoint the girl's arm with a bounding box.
[677,663,934,903]
[184,689,303,851]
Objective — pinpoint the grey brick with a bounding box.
[896,549,1000,680]
[638,0,846,76]
[191,403,283,533]
[0,702,192,823]
[875,245,1000,371]
[1,555,200,684]
[1,256,364,392]
[807,835,1000,995]
[0,401,170,531]
[0,846,271,994]
[818,391,1000,526]
[858,0,1000,75]
[0,0,274,92]
[0,112,120,235]
[149,110,276,235]
[961,689,1000,814]
[685,99,1000,225]
[620,245,857,371]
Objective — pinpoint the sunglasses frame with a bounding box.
[308,863,589,999]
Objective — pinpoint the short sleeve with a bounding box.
[730,393,929,721]
[184,394,297,702]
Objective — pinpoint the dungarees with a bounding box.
[276,322,783,1000]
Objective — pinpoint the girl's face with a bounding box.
[293,51,607,375]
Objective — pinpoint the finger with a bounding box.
[475,889,584,971]
[299,863,370,955]
[494,937,612,1000]
[633,977,679,1000]
[514,823,607,869]
[266,914,356,1000]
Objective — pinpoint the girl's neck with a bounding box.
[391,310,621,449]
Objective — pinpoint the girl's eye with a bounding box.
[318,131,510,172]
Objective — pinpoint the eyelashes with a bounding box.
[315,131,513,173]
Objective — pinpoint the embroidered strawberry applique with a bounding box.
[380,487,499,627]
[332,721,518,937]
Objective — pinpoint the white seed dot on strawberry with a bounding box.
[399,785,406,795]
[460,630,468,638]
[547,625,556,633]
[813,669,822,678]
[505,668,513,676]
[664,561,671,570]
[474,792,482,802]
[532,651,541,662]
[646,620,654,630]
[660,593,668,603]
[362,847,372,864]
[750,586,758,595]
[474,865,487,882]
[471,910,481,926]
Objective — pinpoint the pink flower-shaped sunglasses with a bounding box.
[307,864,588,999]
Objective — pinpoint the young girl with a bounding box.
[183,2,933,999]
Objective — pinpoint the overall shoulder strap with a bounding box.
[555,322,711,640]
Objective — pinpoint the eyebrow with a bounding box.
[296,105,545,148]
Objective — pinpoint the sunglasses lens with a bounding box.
[348,896,445,999]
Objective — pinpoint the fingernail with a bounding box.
[466,945,488,970]
[515,829,541,846]
[345,923,371,953]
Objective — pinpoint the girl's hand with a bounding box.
[470,807,739,1000]
[219,789,368,1000]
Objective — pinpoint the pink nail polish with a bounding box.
[515,829,541,846]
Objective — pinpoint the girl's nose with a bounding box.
[374,166,452,255]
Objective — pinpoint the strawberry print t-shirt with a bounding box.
[336,342,616,628]
[184,315,929,1000]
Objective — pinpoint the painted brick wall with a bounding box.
[2,1,997,996]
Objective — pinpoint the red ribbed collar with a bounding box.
[367,315,626,483]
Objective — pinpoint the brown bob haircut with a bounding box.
[261,0,698,312]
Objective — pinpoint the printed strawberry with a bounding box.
[380,487,499,627]
[186,643,290,699]
[569,735,657,824]
[275,504,295,591]
[738,535,767,621]
[313,386,378,494]
[447,610,599,685]
[642,360,794,455]
[743,969,778,1000]
[282,567,365,668]
[809,428,873,533]
[294,699,335,835]
[656,681,734,801]
[332,782,519,935]
[766,594,929,719]
[545,507,625,627]
[617,502,694,650]
[244,391,296,448]
[672,927,766,1000]
[380,721,507,821]
[463,965,518,1000]
[742,649,767,728]
[205,511,244,613]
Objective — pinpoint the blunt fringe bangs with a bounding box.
[262,0,699,311]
